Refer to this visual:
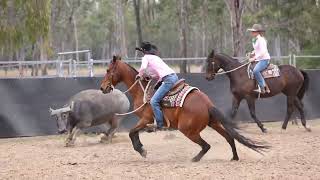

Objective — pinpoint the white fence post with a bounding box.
[72,60,77,77]
[88,58,94,77]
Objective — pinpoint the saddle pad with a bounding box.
[161,85,199,108]
[249,63,280,79]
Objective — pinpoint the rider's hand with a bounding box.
[249,58,255,62]
[135,75,141,80]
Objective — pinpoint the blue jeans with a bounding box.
[253,59,270,88]
[150,74,178,127]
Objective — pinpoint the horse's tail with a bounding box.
[298,70,309,100]
[208,107,269,154]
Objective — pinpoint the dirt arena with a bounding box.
[1,120,319,180]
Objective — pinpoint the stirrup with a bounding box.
[145,124,168,132]
[253,86,265,94]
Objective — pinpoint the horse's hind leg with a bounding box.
[294,97,311,132]
[208,121,239,161]
[246,97,267,133]
[282,96,295,130]
[182,132,211,162]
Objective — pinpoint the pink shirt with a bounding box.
[138,54,175,80]
[253,35,271,61]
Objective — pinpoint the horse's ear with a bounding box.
[112,55,117,63]
[209,49,215,58]
[118,56,122,61]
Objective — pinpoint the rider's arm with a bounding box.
[138,56,148,76]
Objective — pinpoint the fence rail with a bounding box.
[0,55,319,78]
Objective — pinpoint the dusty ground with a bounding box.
[0,120,320,180]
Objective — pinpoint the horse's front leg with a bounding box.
[129,118,151,158]
[245,97,267,133]
[231,95,241,119]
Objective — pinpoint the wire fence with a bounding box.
[0,55,319,78]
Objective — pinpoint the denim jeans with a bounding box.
[253,59,270,88]
[150,73,178,127]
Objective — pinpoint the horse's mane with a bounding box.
[124,62,138,74]
[216,53,242,65]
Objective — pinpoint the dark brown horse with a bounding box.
[100,55,268,162]
[205,50,311,133]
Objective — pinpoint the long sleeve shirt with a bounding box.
[138,54,175,80]
[252,34,271,61]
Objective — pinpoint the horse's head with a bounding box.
[100,55,123,94]
[206,50,221,81]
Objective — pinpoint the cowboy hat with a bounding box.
[135,41,159,55]
[247,24,265,32]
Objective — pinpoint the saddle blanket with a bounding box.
[248,63,280,79]
[161,85,199,107]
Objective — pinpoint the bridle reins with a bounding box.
[209,57,250,76]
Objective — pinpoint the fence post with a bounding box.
[68,59,72,76]
[88,58,94,77]
[289,54,292,66]
[294,54,297,67]
[72,60,77,77]
[59,60,63,77]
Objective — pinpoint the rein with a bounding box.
[214,62,251,75]
[115,79,152,116]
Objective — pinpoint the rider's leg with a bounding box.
[150,74,178,128]
[253,59,269,92]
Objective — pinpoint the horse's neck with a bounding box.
[220,56,242,71]
[218,55,247,80]
[121,64,145,102]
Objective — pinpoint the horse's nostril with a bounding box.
[100,87,104,91]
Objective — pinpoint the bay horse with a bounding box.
[100,55,268,162]
[205,50,311,133]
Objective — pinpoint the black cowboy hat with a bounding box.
[135,41,158,55]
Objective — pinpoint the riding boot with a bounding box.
[265,85,271,93]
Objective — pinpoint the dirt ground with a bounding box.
[0,120,320,180]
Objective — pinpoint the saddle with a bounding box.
[248,62,280,79]
[146,79,199,108]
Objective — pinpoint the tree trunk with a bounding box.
[200,0,208,56]
[177,0,188,73]
[274,33,281,62]
[133,0,143,45]
[73,14,79,61]
[113,0,127,57]
[224,0,245,57]
[39,36,48,75]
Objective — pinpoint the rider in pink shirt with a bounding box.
[136,42,178,130]
[138,54,175,81]
[248,24,271,94]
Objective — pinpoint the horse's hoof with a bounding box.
[140,148,147,158]
[262,128,268,133]
[304,126,312,132]
[191,156,201,162]
[231,157,239,161]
